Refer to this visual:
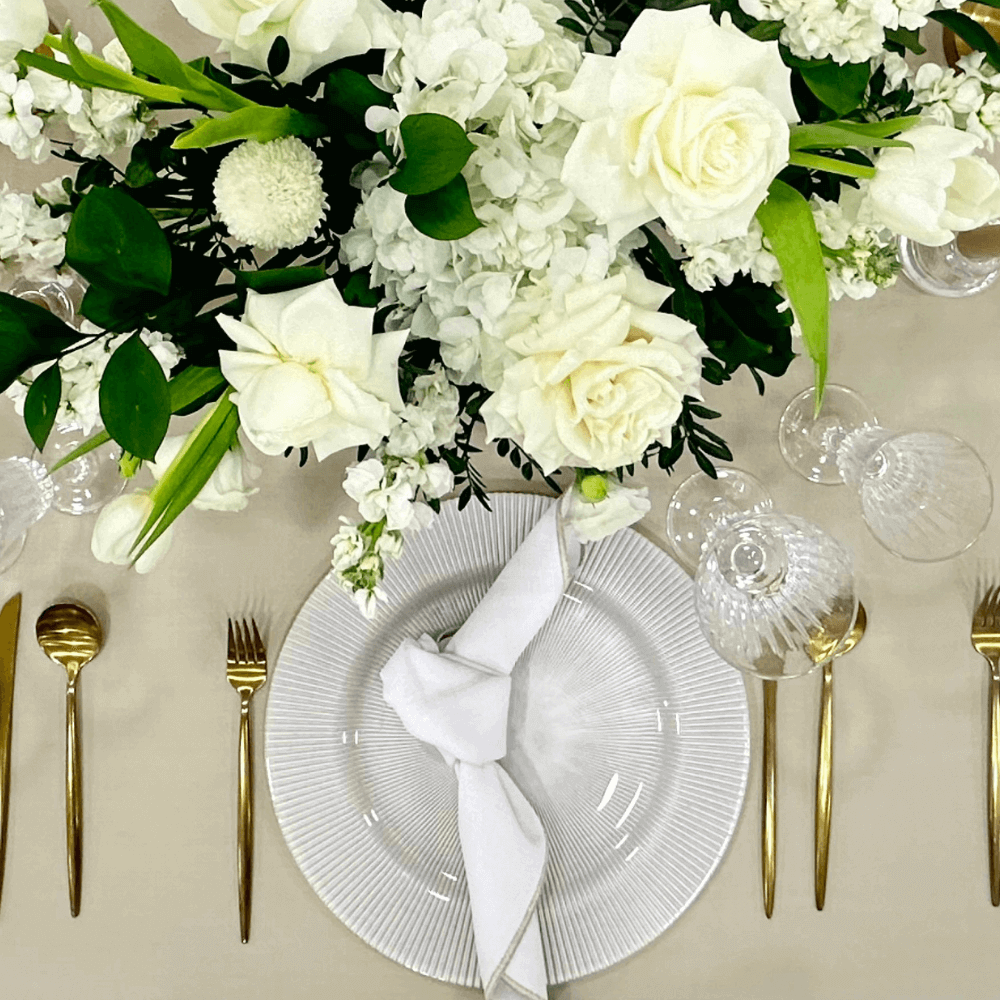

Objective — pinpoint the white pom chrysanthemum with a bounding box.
[213,136,327,250]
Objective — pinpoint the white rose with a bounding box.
[170,0,393,84]
[218,280,407,459]
[863,124,1000,246]
[91,492,174,574]
[481,261,706,475]
[0,0,47,63]
[562,480,651,543]
[148,435,260,512]
[558,7,796,245]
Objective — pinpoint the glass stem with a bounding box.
[835,425,893,491]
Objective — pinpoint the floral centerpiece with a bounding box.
[2,0,999,614]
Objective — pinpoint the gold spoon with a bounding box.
[814,602,867,911]
[36,603,104,917]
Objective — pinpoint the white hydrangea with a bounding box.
[739,0,962,65]
[0,182,70,272]
[681,189,897,301]
[342,0,600,384]
[214,136,328,250]
[6,325,182,435]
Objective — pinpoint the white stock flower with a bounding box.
[218,280,407,459]
[91,492,174,574]
[170,0,393,84]
[344,457,416,529]
[0,182,70,266]
[148,436,260,512]
[214,137,328,250]
[863,124,1000,245]
[0,0,47,63]
[0,70,46,162]
[558,7,796,245]
[481,247,706,474]
[562,479,650,543]
[384,364,460,457]
[331,519,366,573]
[681,218,780,292]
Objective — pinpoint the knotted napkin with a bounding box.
[381,504,580,1000]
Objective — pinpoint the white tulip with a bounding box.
[218,280,407,460]
[863,124,1000,246]
[170,0,393,84]
[90,492,174,574]
[558,7,796,245]
[0,0,47,63]
[148,436,259,512]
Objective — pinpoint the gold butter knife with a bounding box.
[0,593,22,914]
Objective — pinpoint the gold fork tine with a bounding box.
[250,619,266,665]
[227,619,236,663]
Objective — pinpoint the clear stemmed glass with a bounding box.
[779,384,993,562]
[0,457,55,573]
[37,425,126,515]
[666,469,859,681]
[897,226,1000,299]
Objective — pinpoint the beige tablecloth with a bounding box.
[2,5,1000,997]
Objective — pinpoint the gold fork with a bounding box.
[972,582,1000,906]
[227,619,268,942]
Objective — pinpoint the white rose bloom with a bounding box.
[218,280,407,459]
[482,247,706,474]
[558,7,796,246]
[148,436,260,512]
[562,480,651,543]
[91,492,174,574]
[0,0,47,64]
[863,124,1000,246]
[170,0,393,84]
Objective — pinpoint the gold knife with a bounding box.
[0,593,22,913]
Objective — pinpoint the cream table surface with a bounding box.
[2,4,1000,998]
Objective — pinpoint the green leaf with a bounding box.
[556,17,587,36]
[168,366,227,412]
[172,105,327,148]
[821,115,922,139]
[66,187,172,296]
[49,430,111,473]
[789,122,913,151]
[787,150,876,179]
[23,363,62,452]
[132,393,239,561]
[929,10,1000,70]
[325,67,393,119]
[389,113,476,196]
[0,293,82,393]
[94,1,253,111]
[404,174,482,241]
[79,285,150,332]
[798,60,871,116]
[236,266,327,295]
[15,51,93,89]
[884,26,926,54]
[124,143,158,188]
[755,179,830,408]
[746,19,784,41]
[267,35,290,77]
[341,271,380,307]
[98,333,172,461]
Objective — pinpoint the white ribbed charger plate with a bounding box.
[265,493,750,987]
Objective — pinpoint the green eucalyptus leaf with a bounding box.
[390,113,476,196]
[929,10,1000,69]
[98,333,172,461]
[66,187,172,296]
[404,174,482,240]
[0,292,82,393]
[756,179,829,408]
[799,60,871,115]
[172,105,327,148]
[23,363,62,452]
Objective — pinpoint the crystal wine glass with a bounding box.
[37,424,127,515]
[667,469,859,681]
[779,384,993,562]
[897,227,1000,298]
[0,457,55,573]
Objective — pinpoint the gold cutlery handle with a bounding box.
[238,695,254,943]
[66,674,82,918]
[990,673,1000,906]
[815,663,833,911]
[762,679,777,919]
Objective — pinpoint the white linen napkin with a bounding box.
[381,504,580,1000]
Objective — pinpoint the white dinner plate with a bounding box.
[265,493,750,987]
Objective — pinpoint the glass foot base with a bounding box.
[898,236,1000,298]
[0,531,26,575]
